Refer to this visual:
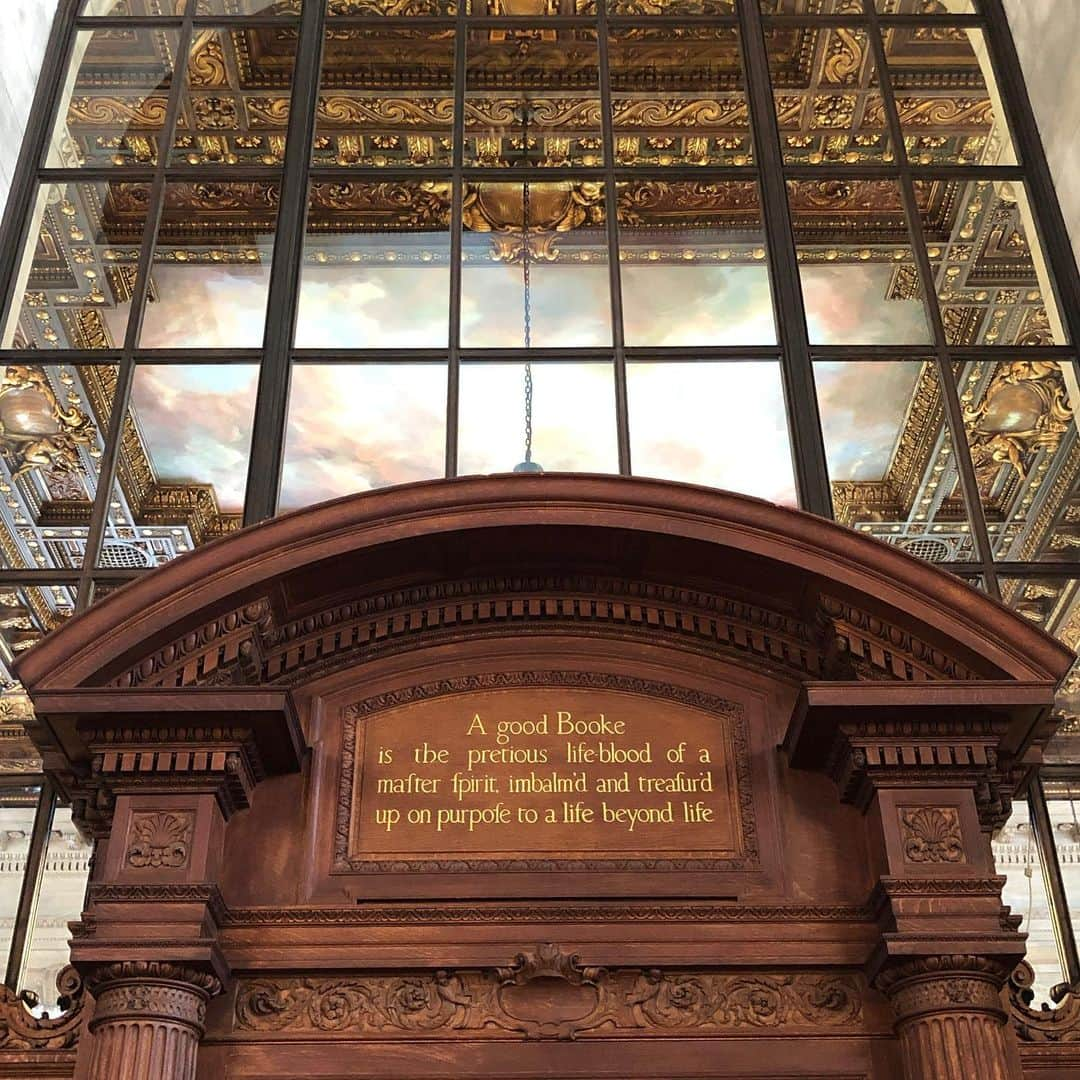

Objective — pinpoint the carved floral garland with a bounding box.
[234,945,863,1040]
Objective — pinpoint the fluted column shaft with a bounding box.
[879,958,1021,1080]
[85,963,221,1080]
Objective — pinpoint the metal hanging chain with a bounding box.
[520,100,534,466]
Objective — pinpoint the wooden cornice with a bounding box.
[15,477,1073,695]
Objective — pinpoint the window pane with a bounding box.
[999,578,1080,765]
[172,25,298,168]
[618,180,775,347]
[326,0,457,12]
[817,360,978,562]
[0,785,43,984]
[0,596,76,700]
[628,361,796,505]
[281,364,446,511]
[298,182,451,349]
[616,1,736,12]
[95,364,258,567]
[1048,664,1080,766]
[47,27,179,169]
[458,362,617,475]
[765,24,893,167]
[2,181,152,351]
[314,27,454,169]
[993,800,1067,1008]
[22,806,93,1017]
[609,26,752,168]
[465,27,601,169]
[883,24,1015,166]
[0,704,42,775]
[198,1,301,13]
[761,2,863,12]
[876,1,976,12]
[914,179,1068,347]
[788,179,933,345]
[0,365,115,570]
[461,182,611,349]
[483,0,595,11]
[1043,782,1080,988]
[954,360,1080,561]
[82,0,187,12]
[139,181,280,348]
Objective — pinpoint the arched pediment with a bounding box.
[16,476,1072,696]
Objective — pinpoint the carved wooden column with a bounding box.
[29,688,305,1080]
[784,685,1038,1080]
[84,962,221,1080]
[875,956,1018,1080]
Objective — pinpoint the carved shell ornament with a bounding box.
[900,806,965,864]
[126,811,194,869]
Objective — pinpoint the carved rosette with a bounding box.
[85,962,222,1080]
[876,956,1020,1080]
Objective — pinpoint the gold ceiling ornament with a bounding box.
[0,366,95,481]
[189,33,229,91]
[491,0,557,13]
[327,0,449,13]
[963,361,1074,490]
[462,181,604,262]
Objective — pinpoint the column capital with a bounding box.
[872,954,1023,1080]
[874,954,1013,1022]
[83,961,224,1080]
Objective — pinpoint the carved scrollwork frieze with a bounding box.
[1008,961,1080,1043]
[233,944,865,1040]
[0,966,85,1051]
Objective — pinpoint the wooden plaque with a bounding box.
[335,675,757,874]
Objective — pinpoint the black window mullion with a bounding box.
[4,778,56,994]
[446,7,467,479]
[76,8,198,607]
[0,0,81,327]
[980,0,1080,375]
[598,1,630,475]
[242,0,326,525]
[1029,775,1080,991]
[863,0,999,597]
[737,0,832,518]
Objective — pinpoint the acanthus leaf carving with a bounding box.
[0,966,85,1051]
[1008,961,1080,1043]
[233,945,864,1040]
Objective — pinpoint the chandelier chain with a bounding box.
[521,101,534,464]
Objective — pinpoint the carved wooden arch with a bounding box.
[16,477,1071,695]
[16,475,1073,696]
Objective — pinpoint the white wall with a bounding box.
[0,0,61,222]
[1003,0,1080,274]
